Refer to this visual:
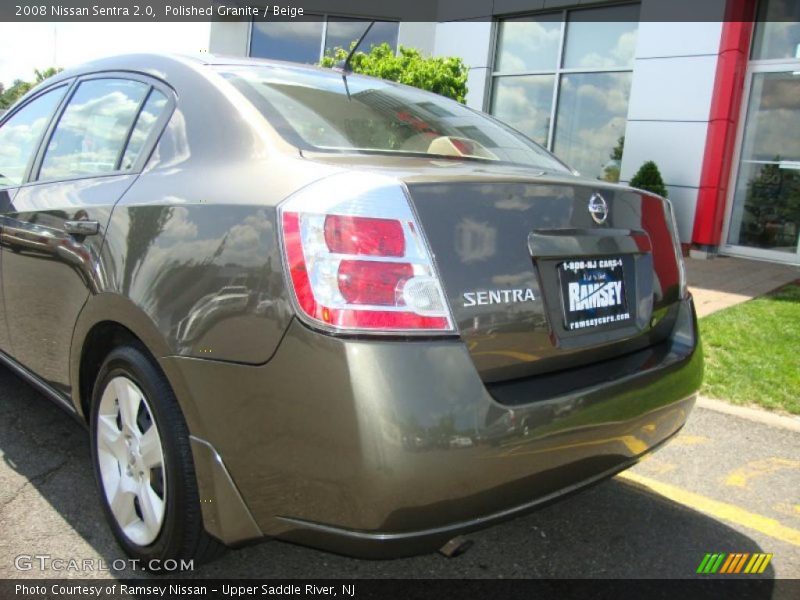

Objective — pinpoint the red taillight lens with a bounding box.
[282,211,318,320]
[338,260,413,305]
[279,173,454,333]
[324,215,405,256]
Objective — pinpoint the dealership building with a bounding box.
[210,0,800,264]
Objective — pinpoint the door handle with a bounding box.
[64,220,100,236]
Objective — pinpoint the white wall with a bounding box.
[398,22,437,55]
[619,0,727,242]
[432,21,492,110]
[209,20,250,56]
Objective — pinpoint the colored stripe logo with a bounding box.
[696,553,772,574]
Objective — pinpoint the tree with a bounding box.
[34,67,61,83]
[737,157,800,247]
[630,160,668,198]
[0,79,33,109]
[610,135,625,162]
[0,67,63,109]
[321,43,469,104]
[602,135,625,183]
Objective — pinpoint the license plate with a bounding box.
[559,258,631,331]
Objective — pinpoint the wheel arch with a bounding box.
[70,293,198,431]
[72,292,251,550]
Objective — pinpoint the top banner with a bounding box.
[1,0,797,22]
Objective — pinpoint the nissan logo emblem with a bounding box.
[588,193,609,225]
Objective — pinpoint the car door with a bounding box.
[0,74,171,395]
[0,84,71,357]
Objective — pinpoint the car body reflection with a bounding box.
[176,283,253,345]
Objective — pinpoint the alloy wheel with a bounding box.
[95,376,166,546]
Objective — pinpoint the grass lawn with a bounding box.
[699,281,800,415]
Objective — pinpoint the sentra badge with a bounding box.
[463,289,536,307]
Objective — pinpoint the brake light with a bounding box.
[324,215,405,256]
[279,173,454,333]
[338,260,413,305]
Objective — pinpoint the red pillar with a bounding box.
[691,0,757,247]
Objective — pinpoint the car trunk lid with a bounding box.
[304,155,683,383]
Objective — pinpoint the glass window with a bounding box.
[220,66,568,172]
[39,79,149,180]
[494,14,562,72]
[120,89,168,170]
[751,0,800,61]
[727,71,800,253]
[324,19,399,56]
[250,19,324,64]
[0,86,66,188]
[553,72,632,179]
[490,75,555,146]
[562,4,639,69]
[250,17,399,64]
[491,4,638,180]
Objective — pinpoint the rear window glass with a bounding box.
[120,89,168,170]
[217,65,569,172]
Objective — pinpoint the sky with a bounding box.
[0,22,210,88]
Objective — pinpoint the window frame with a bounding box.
[749,0,800,63]
[248,14,400,64]
[0,81,73,190]
[719,1,800,265]
[27,71,176,187]
[488,2,639,152]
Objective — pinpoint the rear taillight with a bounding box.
[279,173,454,333]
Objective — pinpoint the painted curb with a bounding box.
[697,396,800,433]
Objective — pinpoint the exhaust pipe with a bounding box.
[438,536,474,558]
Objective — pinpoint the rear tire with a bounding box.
[89,344,224,570]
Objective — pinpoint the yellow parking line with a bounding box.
[724,458,800,489]
[670,434,711,447]
[636,457,678,475]
[618,471,800,547]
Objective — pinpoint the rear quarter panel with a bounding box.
[98,156,337,365]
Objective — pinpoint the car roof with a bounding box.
[44,52,355,88]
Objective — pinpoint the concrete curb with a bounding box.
[696,396,800,433]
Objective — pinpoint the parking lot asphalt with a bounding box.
[1,365,798,580]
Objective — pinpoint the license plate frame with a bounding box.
[558,258,632,331]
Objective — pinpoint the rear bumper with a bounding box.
[162,296,702,557]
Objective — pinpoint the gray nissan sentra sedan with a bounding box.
[0,53,702,565]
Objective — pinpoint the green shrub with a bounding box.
[630,160,668,198]
[0,67,62,109]
[321,43,468,104]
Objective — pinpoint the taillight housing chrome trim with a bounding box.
[277,172,456,335]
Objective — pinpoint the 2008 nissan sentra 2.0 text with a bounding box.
[0,53,702,568]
